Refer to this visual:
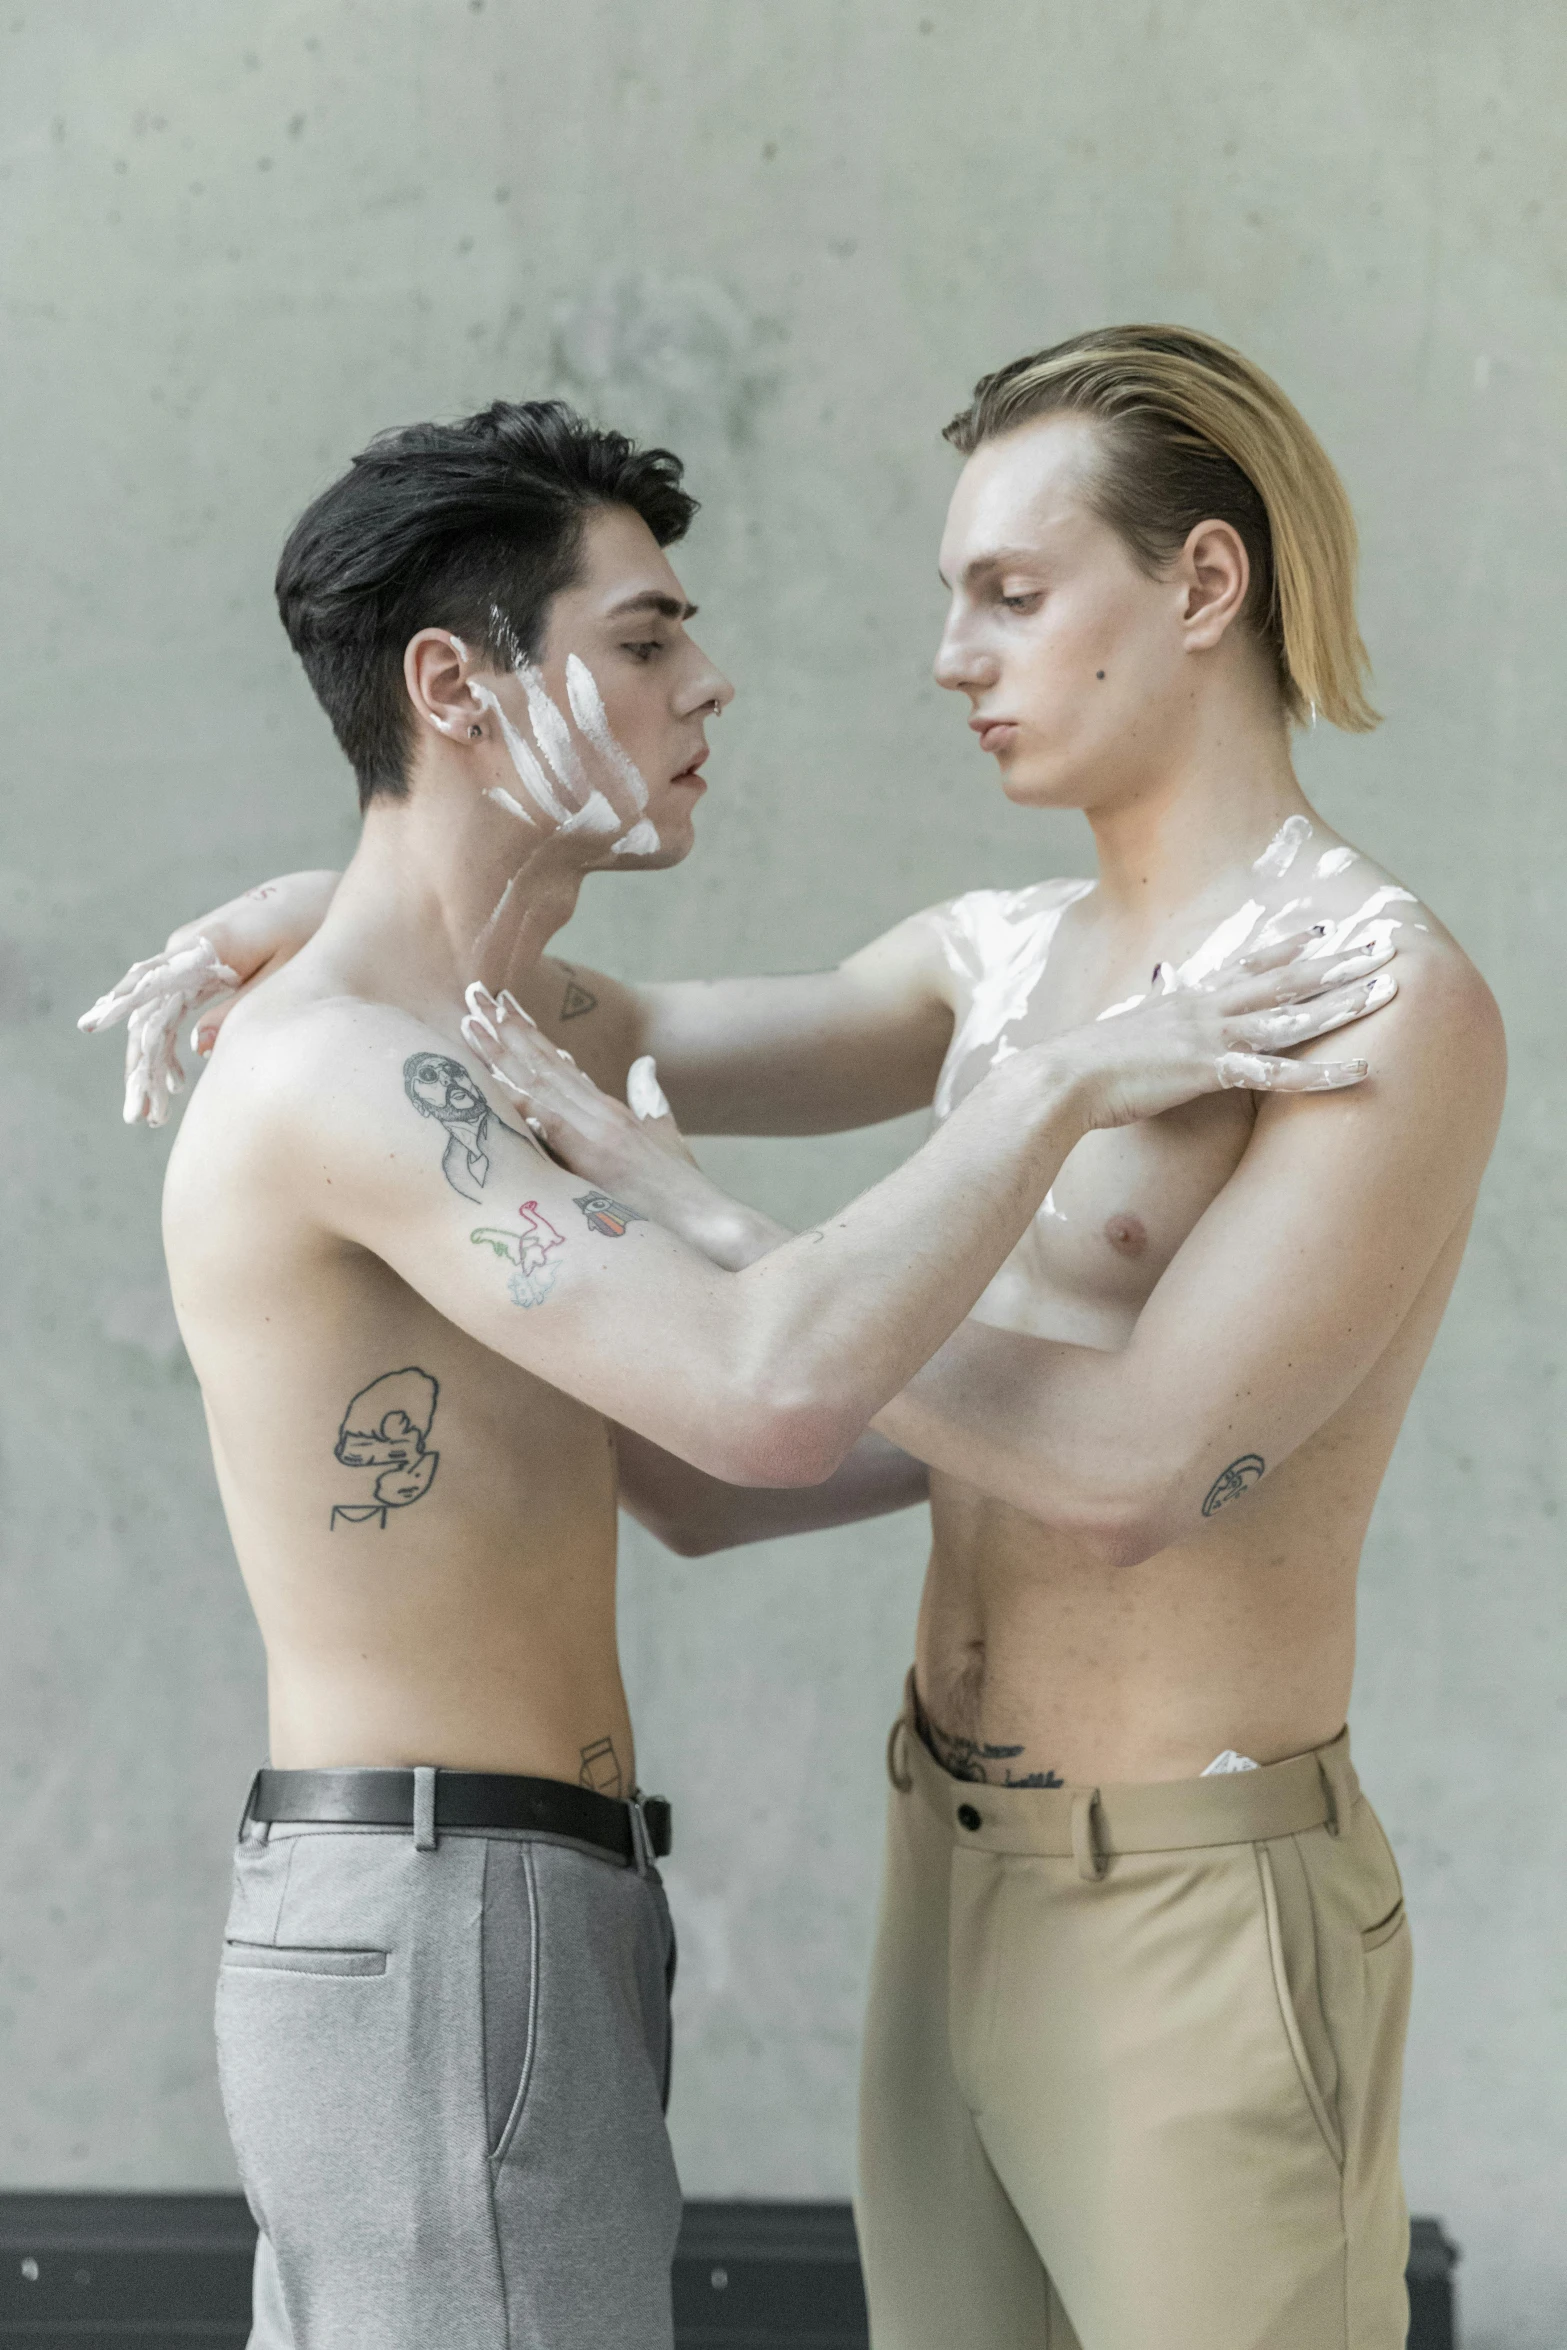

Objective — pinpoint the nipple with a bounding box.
[1103,1212,1147,1257]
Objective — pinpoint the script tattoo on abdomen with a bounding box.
[916,1698,1064,1789]
[330,1367,440,1531]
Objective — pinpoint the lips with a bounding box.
[973,719,1018,754]
[670,745,710,786]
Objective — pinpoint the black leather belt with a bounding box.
[247,1768,672,1864]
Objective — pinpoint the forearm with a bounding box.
[712,1057,1089,1475]
[873,1324,1176,1555]
[617,1425,929,1555]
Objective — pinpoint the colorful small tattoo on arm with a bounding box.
[578,1737,624,1797]
[1202,1454,1266,1516]
[330,1367,440,1531]
[471,1199,566,1306]
[574,1190,646,1237]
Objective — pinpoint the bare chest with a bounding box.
[933,886,1253,1347]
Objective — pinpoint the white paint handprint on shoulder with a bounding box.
[931,879,1094,1118]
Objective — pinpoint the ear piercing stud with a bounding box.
[468,724,483,739]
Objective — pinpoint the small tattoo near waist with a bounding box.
[912,1682,1063,1789]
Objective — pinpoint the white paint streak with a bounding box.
[1097,991,1147,1020]
[518,662,589,808]
[1303,886,1419,962]
[1252,813,1313,882]
[610,819,662,858]
[471,682,573,824]
[472,873,518,954]
[627,1055,670,1121]
[1314,845,1358,878]
[932,881,1094,1117]
[1175,899,1265,986]
[484,784,535,826]
[565,654,650,811]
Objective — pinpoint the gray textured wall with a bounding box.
[2,4,1562,2341]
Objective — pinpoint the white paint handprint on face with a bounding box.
[456,623,664,952]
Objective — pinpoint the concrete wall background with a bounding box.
[2,3,1562,2340]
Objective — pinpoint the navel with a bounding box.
[1103,1212,1147,1257]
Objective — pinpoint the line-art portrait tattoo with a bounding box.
[471,1199,566,1307]
[574,1190,646,1238]
[578,1736,624,1797]
[330,1367,440,1531]
[1202,1453,1267,1517]
[404,1051,532,1203]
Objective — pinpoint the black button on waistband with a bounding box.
[957,1803,982,1831]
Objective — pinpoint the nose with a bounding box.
[932,602,997,697]
[684,649,735,718]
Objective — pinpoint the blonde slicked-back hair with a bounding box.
[944,325,1378,732]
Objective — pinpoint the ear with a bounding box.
[404,629,485,743]
[1177,520,1250,652]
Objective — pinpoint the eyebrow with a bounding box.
[938,546,1047,590]
[603,590,697,621]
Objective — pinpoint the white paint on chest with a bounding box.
[931,881,1094,1118]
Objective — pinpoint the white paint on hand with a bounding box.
[77,935,240,1126]
[1303,885,1419,963]
[627,1055,670,1121]
[1097,991,1147,1020]
[1252,813,1312,882]
[1217,1049,1366,1091]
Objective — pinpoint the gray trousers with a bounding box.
[215,1811,680,2349]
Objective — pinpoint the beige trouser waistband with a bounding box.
[887,1671,1360,1880]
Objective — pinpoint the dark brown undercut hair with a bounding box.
[275,399,698,808]
[944,325,1378,732]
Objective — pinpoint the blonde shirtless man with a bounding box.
[86,335,1499,2350]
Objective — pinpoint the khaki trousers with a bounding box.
[857,1688,1412,2350]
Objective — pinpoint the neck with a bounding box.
[1085,675,1308,929]
[322,791,586,1028]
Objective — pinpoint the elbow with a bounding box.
[699,1387,858,1490]
[1023,1481,1179,1572]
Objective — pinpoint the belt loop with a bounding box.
[628,1799,654,1878]
[886,1714,913,1795]
[413,1767,438,1852]
[1317,1750,1344,1839]
[237,1770,270,1845]
[1071,1789,1107,1882]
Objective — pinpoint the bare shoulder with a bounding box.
[163,982,505,1227]
[1262,836,1506,1155]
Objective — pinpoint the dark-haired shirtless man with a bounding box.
[80,390,1388,2350]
